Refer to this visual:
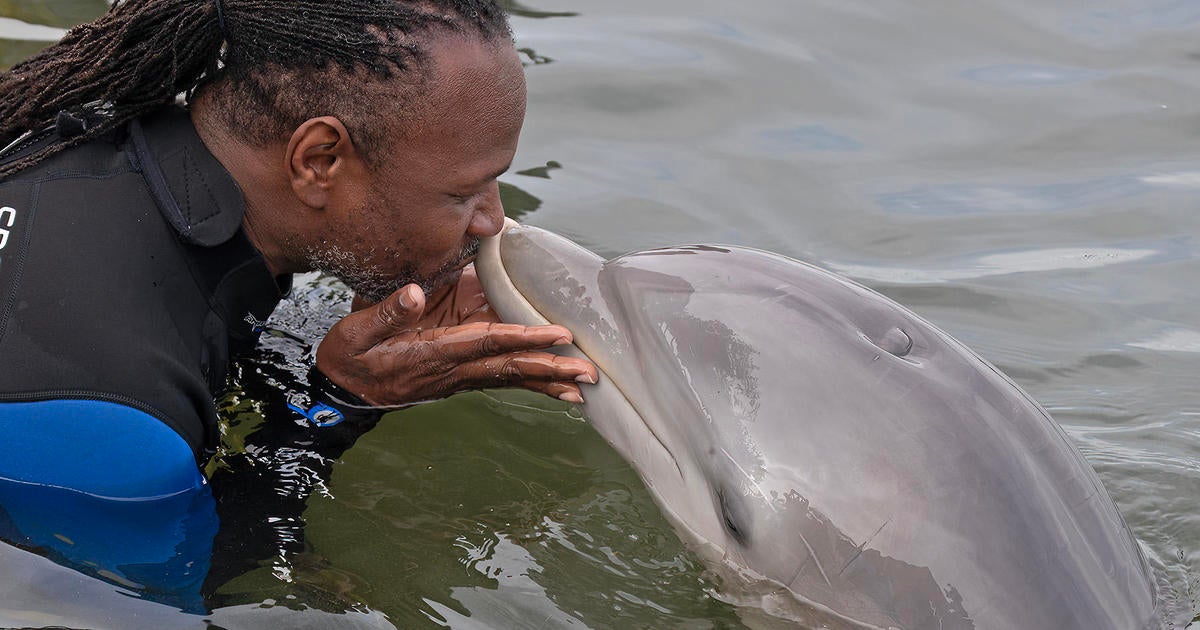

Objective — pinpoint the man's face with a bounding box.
[309,34,527,302]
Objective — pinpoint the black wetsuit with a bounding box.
[0,107,384,611]
[0,107,296,606]
[0,105,289,463]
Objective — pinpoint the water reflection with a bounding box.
[431,534,588,627]
[0,0,104,69]
[877,173,1151,216]
[755,124,862,153]
[1142,171,1200,188]
[0,16,64,40]
[517,45,553,66]
[498,0,578,19]
[515,159,562,178]
[1130,329,1200,353]
[960,64,1103,86]
[0,539,398,629]
[1082,0,1200,33]
[0,481,216,613]
[830,246,1159,284]
[0,0,108,28]
[499,180,543,219]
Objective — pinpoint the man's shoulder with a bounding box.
[0,192,214,457]
[0,119,135,187]
[0,106,275,458]
[0,118,217,456]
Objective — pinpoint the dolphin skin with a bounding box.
[475,219,1159,629]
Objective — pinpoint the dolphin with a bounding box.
[475,219,1159,629]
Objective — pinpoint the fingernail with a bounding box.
[559,392,584,404]
[553,336,571,346]
[575,373,597,384]
[399,285,418,309]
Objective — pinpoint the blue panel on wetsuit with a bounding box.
[0,399,202,498]
[0,400,216,611]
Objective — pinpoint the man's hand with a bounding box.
[316,266,598,406]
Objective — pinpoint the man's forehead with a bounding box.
[390,35,525,156]
[421,33,526,114]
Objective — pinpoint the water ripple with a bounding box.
[829,246,1158,284]
[1130,329,1200,353]
[0,16,66,41]
[755,125,862,153]
[961,63,1104,86]
[878,174,1149,216]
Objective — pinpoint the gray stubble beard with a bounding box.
[304,237,480,304]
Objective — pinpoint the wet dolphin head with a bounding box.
[476,220,1159,629]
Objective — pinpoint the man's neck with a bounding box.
[189,106,299,278]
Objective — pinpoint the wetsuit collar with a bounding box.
[129,106,246,248]
[129,106,291,349]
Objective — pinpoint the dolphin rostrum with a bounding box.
[475,219,1159,629]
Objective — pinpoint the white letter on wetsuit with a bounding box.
[0,206,15,251]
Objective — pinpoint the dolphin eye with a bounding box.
[717,488,749,545]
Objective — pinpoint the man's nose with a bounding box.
[466,182,505,238]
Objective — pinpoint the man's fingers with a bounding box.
[525,380,585,404]
[454,352,598,389]
[343,284,426,352]
[431,322,576,360]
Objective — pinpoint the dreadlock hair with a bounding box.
[0,0,511,179]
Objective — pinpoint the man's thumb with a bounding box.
[349,284,425,350]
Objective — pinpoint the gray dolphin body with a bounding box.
[476,220,1159,629]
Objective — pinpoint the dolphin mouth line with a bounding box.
[481,221,686,485]
[594,370,684,481]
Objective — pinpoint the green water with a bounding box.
[4,0,1200,628]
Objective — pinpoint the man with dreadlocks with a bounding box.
[0,0,597,607]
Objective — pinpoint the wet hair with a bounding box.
[0,0,510,178]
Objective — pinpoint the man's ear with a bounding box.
[285,116,364,209]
